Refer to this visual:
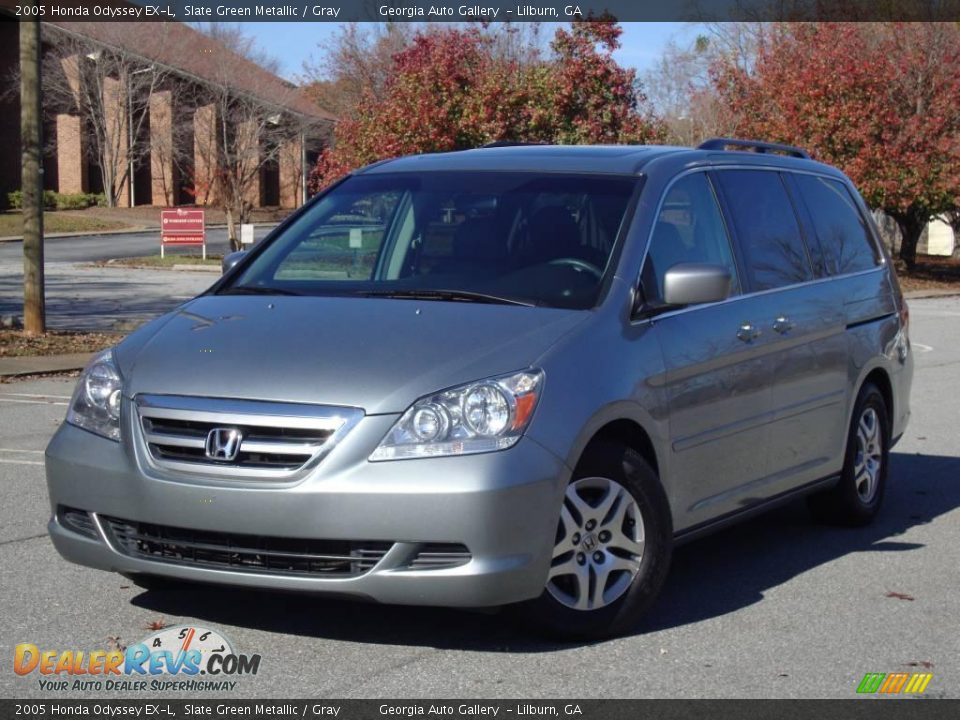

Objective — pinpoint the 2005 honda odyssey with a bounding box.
[46,139,913,638]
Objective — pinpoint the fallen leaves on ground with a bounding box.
[0,330,121,358]
[885,591,915,601]
[896,254,960,293]
[144,618,169,631]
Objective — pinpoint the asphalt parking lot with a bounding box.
[1,296,958,700]
[0,229,271,330]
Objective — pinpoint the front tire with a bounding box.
[808,382,890,526]
[515,442,673,640]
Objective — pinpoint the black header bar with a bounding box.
[2,700,960,720]
[3,0,960,22]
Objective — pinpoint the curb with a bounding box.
[0,352,93,379]
[88,261,220,272]
[0,222,277,243]
[0,226,148,242]
[172,265,220,273]
[903,289,960,300]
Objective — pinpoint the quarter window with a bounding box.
[716,170,813,291]
[793,175,880,275]
[642,173,739,305]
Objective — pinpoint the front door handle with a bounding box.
[737,322,761,342]
[773,316,794,334]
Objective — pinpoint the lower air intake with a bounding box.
[102,517,392,578]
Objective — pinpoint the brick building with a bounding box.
[0,16,335,209]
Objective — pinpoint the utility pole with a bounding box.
[21,15,45,335]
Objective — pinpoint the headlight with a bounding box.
[370,370,543,460]
[66,349,123,441]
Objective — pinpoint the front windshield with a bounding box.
[225,172,638,310]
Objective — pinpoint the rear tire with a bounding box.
[808,383,890,526]
[513,442,672,640]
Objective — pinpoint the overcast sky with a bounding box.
[240,22,694,83]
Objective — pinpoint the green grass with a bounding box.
[0,212,129,237]
[104,254,222,268]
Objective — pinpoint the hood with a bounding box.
[117,295,587,414]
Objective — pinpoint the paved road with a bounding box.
[0,227,274,264]
[0,229,270,330]
[0,297,958,700]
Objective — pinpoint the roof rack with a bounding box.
[480,141,549,149]
[697,137,810,159]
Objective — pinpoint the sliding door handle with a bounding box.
[737,322,761,342]
[773,316,794,334]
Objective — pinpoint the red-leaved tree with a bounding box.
[310,19,664,191]
[712,22,960,269]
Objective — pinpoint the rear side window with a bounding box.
[716,170,813,292]
[793,175,880,275]
[642,172,739,304]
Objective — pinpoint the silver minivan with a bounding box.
[46,140,913,638]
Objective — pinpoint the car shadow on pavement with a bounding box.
[130,452,960,651]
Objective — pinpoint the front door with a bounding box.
[642,171,776,530]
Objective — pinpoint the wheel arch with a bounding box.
[859,366,894,425]
[575,418,661,481]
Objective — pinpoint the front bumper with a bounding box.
[45,415,570,607]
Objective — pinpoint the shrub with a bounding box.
[6,190,105,211]
[55,193,94,210]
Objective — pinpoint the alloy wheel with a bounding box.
[855,407,883,503]
[547,476,645,611]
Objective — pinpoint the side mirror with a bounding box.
[221,251,247,275]
[662,263,731,307]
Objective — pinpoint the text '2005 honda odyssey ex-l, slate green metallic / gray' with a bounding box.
[46,139,913,639]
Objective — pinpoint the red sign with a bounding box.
[161,209,205,245]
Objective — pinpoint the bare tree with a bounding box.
[642,35,737,145]
[41,24,182,207]
[302,22,413,117]
[190,53,325,250]
[194,22,283,76]
[701,22,770,76]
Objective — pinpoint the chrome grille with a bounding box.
[102,516,392,577]
[135,395,362,480]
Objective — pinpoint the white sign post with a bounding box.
[240,224,255,247]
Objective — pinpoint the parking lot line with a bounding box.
[0,458,44,466]
[0,448,44,454]
[0,392,72,399]
[0,398,68,406]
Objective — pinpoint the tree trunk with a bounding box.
[101,154,117,208]
[20,17,45,335]
[225,204,239,252]
[949,214,960,259]
[891,209,928,271]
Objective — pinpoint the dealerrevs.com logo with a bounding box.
[14,626,260,693]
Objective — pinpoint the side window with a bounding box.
[716,170,813,291]
[793,175,880,275]
[274,189,405,281]
[642,173,740,304]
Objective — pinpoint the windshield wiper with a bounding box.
[220,285,302,296]
[356,288,537,307]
